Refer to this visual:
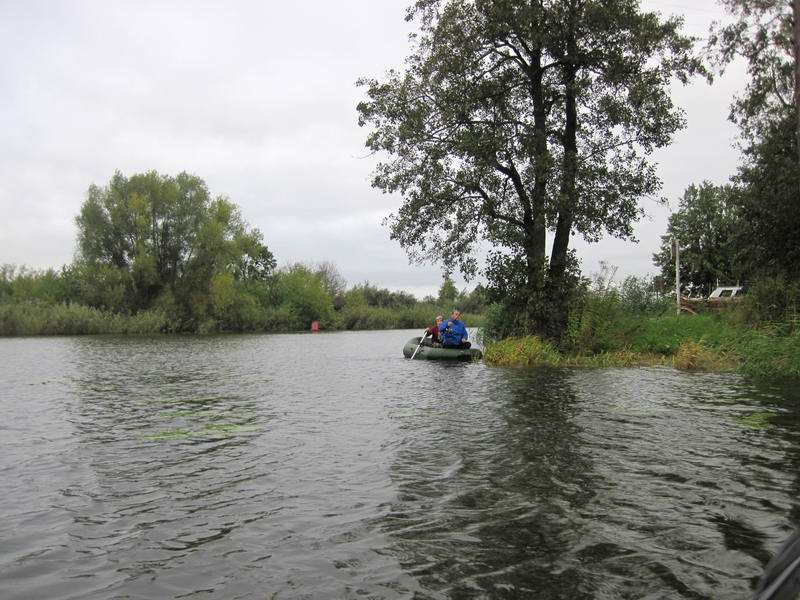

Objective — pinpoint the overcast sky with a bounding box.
[0,0,746,298]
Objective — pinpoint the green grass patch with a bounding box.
[739,330,800,379]
[486,315,800,379]
[619,315,744,355]
[483,336,564,367]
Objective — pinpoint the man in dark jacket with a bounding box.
[438,310,470,349]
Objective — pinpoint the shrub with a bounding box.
[484,336,563,367]
[564,290,623,354]
[735,275,800,329]
[739,330,800,378]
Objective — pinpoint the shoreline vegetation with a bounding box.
[483,313,800,380]
[3,270,800,380]
[0,300,486,337]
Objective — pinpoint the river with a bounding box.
[0,330,798,599]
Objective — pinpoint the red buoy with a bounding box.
[310,320,320,332]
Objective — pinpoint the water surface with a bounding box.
[1,330,798,599]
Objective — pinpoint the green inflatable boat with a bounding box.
[403,337,483,361]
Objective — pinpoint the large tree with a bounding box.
[710,1,800,279]
[358,0,700,337]
[75,171,275,320]
[734,111,800,278]
[711,0,799,162]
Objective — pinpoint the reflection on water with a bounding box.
[0,332,798,599]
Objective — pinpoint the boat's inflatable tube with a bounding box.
[403,337,482,361]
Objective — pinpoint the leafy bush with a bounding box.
[734,275,800,329]
[484,336,563,367]
[618,275,671,315]
[564,290,622,354]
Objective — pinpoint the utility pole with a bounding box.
[675,236,681,316]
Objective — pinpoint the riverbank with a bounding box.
[0,301,486,336]
[484,315,800,379]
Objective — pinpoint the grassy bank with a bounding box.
[0,301,485,336]
[484,314,800,378]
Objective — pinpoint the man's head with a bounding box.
[451,310,461,320]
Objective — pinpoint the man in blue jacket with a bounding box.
[438,310,471,349]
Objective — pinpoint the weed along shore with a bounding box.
[484,313,800,379]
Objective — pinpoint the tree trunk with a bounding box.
[546,4,579,339]
[522,40,550,331]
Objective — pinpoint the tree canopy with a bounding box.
[75,171,275,325]
[358,0,701,337]
[710,0,799,154]
[652,182,743,295]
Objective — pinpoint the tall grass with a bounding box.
[739,330,800,378]
[0,300,486,336]
[0,303,167,336]
[484,335,669,368]
[336,304,485,331]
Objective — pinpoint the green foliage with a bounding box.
[1,167,493,336]
[622,315,744,356]
[338,301,484,331]
[484,336,564,368]
[618,275,671,315]
[709,0,795,143]
[564,290,621,354]
[343,282,417,310]
[653,182,744,296]
[734,112,800,279]
[437,276,458,305]
[484,248,587,341]
[0,302,167,336]
[0,265,74,305]
[702,2,799,286]
[672,340,736,372]
[271,264,334,330]
[734,275,800,329]
[739,330,800,379]
[484,335,667,368]
[456,283,488,314]
[358,0,701,339]
[74,171,275,327]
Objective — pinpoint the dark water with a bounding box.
[1,330,799,599]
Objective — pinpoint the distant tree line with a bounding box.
[0,172,487,335]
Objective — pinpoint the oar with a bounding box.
[409,331,428,360]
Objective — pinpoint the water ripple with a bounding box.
[1,334,799,598]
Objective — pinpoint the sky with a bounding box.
[0,0,746,298]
